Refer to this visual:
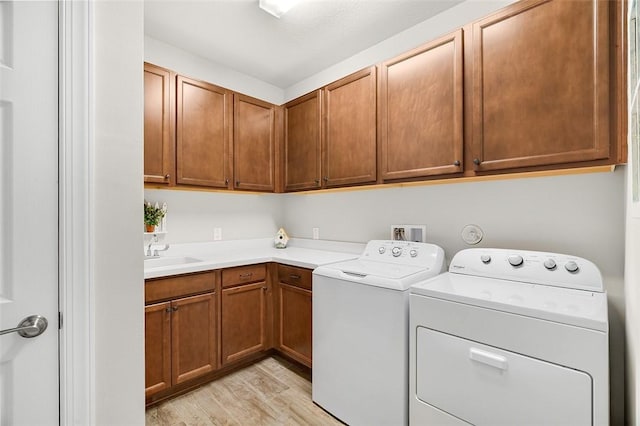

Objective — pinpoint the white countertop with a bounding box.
[144,238,364,279]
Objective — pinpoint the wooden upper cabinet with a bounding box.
[176,76,231,188]
[233,94,276,192]
[284,90,322,191]
[144,63,174,185]
[379,30,464,181]
[323,67,377,187]
[471,0,610,172]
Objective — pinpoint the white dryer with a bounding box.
[313,240,445,426]
[410,248,609,426]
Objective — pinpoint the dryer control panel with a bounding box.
[449,248,603,292]
[361,240,445,270]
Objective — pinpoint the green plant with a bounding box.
[144,201,165,226]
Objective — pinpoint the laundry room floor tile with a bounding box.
[145,356,344,426]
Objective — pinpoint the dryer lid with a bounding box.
[411,272,608,332]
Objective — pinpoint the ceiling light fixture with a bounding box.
[259,0,298,18]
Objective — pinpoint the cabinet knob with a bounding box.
[289,274,301,280]
[172,306,178,312]
[165,307,172,313]
[236,180,240,186]
[323,177,329,182]
[225,178,229,185]
[453,160,461,167]
[262,286,268,291]
[164,174,170,179]
[314,179,320,185]
[473,158,481,166]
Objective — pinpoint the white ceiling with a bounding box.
[144,0,463,89]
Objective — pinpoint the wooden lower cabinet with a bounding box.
[171,293,217,384]
[145,292,216,398]
[145,263,315,405]
[145,272,217,400]
[276,265,312,367]
[221,281,269,365]
[145,301,172,397]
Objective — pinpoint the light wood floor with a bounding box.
[146,357,344,426]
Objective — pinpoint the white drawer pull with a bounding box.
[469,348,508,371]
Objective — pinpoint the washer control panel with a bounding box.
[449,248,603,292]
[361,240,445,269]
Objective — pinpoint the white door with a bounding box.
[0,1,60,424]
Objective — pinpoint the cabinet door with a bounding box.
[145,301,172,397]
[278,283,312,367]
[233,94,276,192]
[471,0,610,171]
[171,292,217,385]
[144,63,174,185]
[221,282,268,365]
[379,30,463,181]
[284,90,322,191]
[324,67,377,187]
[176,76,231,188]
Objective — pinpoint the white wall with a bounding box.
[145,36,284,105]
[144,189,283,244]
[627,0,639,418]
[626,207,639,425]
[93,1,145,424]
[283,169,627,424]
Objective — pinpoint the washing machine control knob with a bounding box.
[480,254,491,264]
[392,247,403,257]
[565,261,579,273]
[544,259,557,270]
[409,249,418,258]
[508,255,524,267]
[378,247,386,254]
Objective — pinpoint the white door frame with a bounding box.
[59,1,94,424]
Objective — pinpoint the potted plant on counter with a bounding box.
[144,201,165,233]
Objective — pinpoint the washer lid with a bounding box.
[314,259,442,291]
[411,273,608,332]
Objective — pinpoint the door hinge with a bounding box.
[58,311,63,330]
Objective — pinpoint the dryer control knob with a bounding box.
[544,259,557,270]
[378,247,386,254]
[409,249,418,258]
[480,254,491,264]
[565,261,579,273]
[508,255,524,267]
[392,247,402,257]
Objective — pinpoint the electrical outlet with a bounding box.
[312,227,320,240]
[214,227,222,241]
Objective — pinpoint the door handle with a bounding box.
[0,315,48,338]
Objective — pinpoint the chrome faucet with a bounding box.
[152,244,170,257]
[146,241,155,257]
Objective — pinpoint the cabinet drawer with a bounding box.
[222,264,266,288]
[145,271,216,304]
[277,264,312,291]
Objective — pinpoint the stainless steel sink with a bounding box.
[144,256,202,268]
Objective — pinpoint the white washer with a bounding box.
[313,240,445,426]
[410,248,609,426]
